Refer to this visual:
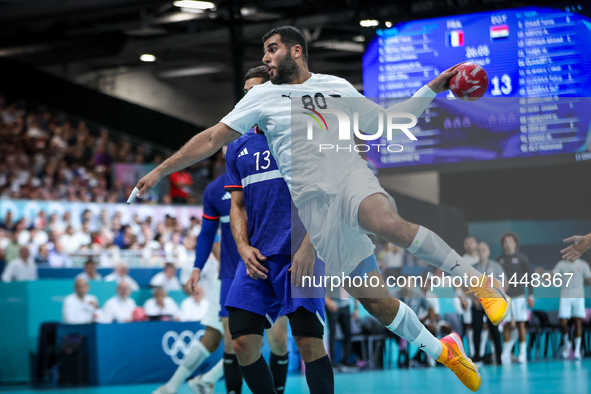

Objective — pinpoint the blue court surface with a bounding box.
[2,360,589,394]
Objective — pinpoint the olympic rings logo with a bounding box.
[161,329,206,365]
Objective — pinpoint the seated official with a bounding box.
[2,245,37,282]
[149,262,181,291]
[180,284,209,322]
[75,260,103,282]
[104,261,139,291]
[100,280,137,323]
[62,278,99,324]
[144,286,181,321]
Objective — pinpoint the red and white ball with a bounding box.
[449,62,488,102]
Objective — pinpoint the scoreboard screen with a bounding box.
[362,6,591,171]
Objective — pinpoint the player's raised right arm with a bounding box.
[135,123,240,198]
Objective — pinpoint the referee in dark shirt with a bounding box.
[497,232,534,364]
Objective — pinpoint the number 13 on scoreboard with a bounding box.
[491,74,512,95]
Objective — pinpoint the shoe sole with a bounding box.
[448,332,482,384]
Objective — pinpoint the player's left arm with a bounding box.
[291,232,316,287]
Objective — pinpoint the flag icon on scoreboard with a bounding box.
[446,30,464,47]
[490,24,509,40]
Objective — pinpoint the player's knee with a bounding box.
[268,332,288,354]
[232,335,259,357]
[293,336,325,362]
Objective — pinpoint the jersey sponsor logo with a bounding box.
[162,329,205,365]
[282,92,292,99]
[451,261,461,271]
[222,192,232,200]
[238,148,249,157]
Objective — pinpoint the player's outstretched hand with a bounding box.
[290,241,315,288]
[561,235,588,261]
[238,245,268,280]
[427,62,464,93]
[134,169,162,199]
[186,269,201,294]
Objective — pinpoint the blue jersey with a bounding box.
[225,127,305,256]
[202,173,240,279]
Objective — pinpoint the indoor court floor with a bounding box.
[3,359,589,394]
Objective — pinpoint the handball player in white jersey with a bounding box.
[134,26,510,392]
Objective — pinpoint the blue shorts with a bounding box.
[225,254,326,327]
[349,254,380,279]
[219,277,234,317]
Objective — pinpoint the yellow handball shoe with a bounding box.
[467,274,511,326]
[438,333,482,392]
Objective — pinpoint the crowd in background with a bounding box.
[0,96,225,205]
[0,208,203,273]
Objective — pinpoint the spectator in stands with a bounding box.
[4,232,21,263]
[552,257,591,360]
[62,278,99,324]
[164,232,188,265]
[459,236,478,358]
[143,286,181,320]
[471,242,504,365]
[1,210,14,230]
[169,169,192,204]
[2,245,38,282]
[188,216,201,237]
[0,228,9,250]
[48,240,73,267]
[100,280,137,324]
[325,289,357,370]
[35,244,50,264]
[498,232,534,365]
[75,260,103,282]
[180,284,208,322]
[150,262,182,291]
[104,262,140,291]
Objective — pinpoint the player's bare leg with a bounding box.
[154,327,222,394]
[266,316,289,394]
[358,193,509,325]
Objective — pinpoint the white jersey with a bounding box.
[552,259,591,298]
[221,73,435,208]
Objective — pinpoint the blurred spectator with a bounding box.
[75,260,103,282]
[4,232,20,263]
[104,262,140,291]
[100,280,137,324]
[1,211,14,231]
[143,287,181,320]
[169,169,192,204]
[463,236,479,266]
[498,232,533,365]
[2,245,38,282]
[471,242,504,364]
[188,216,201,237]
[48,240,73,267]
[325,289,356,369]
[180,285,208,322]
[150,262,182,291]
[62,278,99,324]
[35,244,50,264]
[552,257,591,360]
[164,232,188,265]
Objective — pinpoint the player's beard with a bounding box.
[270,51,299,85]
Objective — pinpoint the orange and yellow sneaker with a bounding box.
[438,333,481,392]
[467,274,511,326]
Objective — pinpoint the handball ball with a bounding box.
[132,307,148,322]
[449,63,489,102]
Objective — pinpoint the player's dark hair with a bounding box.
[500,231,520,248]
[262,26,308,63]
[244,66,270,82]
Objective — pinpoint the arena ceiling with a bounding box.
[0,0,555,92]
